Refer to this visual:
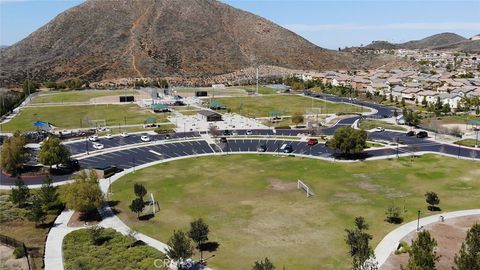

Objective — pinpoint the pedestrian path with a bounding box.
[375,209,480,267]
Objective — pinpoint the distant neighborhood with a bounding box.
[299,50,480,111]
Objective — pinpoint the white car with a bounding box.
[104,134,113,139]
[246,130,253,135]
[120,132,129,137]
[92,143,104,150]
[88,135,99,142]
[141,135,151,142]
[375,127,385,132]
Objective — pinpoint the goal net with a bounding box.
[297,179,315,198]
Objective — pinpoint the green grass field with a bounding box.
[111,154,480,270]
[212,95,367,117]
[359,119,407,131]
[1,104,170,132]
[32,90,140,104]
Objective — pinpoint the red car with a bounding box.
[307,138,318,146]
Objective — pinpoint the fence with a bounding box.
[0,233,37,270]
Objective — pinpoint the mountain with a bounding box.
[365,32,480,52]
[0,0,364,85]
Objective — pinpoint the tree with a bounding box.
[209,126,221,137]
[22,80,39,95]
[252,257,275,270]
[129,197,145,219]
[402,230,439,270]
[133,183,147,199]
[11,178,30,208]
[453,223,480,270]
[88,225,104,245]
[424,192,440,211]
[39,176,59,210]
[385,203,403,224]
[291,113,304,125]
[38,136,71,169]
[44,80,57,90]
[0,132,28,175]
[61,170,103,213]
[29,195,46,227]
[189,218,209,259]
[345,217,374,269]
[166,230,194,267]
[328,126,367,156]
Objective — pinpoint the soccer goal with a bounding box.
[91,119,107,128]
[297,179,315,198]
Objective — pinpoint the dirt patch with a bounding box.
[333,192,367,203]
[268,179,296,191]
[0,245,29,270]
[67,209,103,227]
[381,214,480,270]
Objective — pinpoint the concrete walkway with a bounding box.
[43,167,171,270]
[375,209,480,267]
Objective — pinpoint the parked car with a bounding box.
[141,135,151,142]
[246,130,253,135]
[223,130,232,136]
[406,131,416,137]
[307,138,318,146]
[257,144,267,152]
[88,135,99,142]
[165,134,171,140]
[92,143,104,150]
[219,137,227,143]
[231,130,238,136]
[416,131,428,138]
[280,143,293,153]
[120,132,129,138]
[104,134,113,139]
[375,127,385,132]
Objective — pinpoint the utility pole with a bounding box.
[256,67,259,95]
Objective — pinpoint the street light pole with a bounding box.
[417,210,421,231]
[85,136,89,155]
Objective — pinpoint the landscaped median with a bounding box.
[454,139,479,148]
[359,119,407,131]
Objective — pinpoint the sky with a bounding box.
[1,0,479,49]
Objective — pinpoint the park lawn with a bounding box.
[174,87,246,96]
[239,85,279,95]
[359,119,407,131]
[454,139,479,148]
[1,104,169,132]
[32,90,139,104]
[213,95,367,118]
[110,154,480,270]
[63,228,166,270]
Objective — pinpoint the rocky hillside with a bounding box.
[1,0,366,86]
[365,32,480,52]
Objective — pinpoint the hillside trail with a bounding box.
[127,0,155,78]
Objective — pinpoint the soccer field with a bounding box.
[110,154,480,270]
[213,95,367,117]
[31,89,140,104]
[0,104,169,131]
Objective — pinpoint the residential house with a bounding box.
[401,88,423,100]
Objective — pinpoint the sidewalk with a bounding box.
[375,209,480,267]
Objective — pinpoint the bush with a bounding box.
[13,246,26,258]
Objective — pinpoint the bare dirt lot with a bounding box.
[0,245,28,270]
[381,214,480,270]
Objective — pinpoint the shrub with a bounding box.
[13,246,26,258]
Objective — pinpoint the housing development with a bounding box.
[0,1,479,270]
